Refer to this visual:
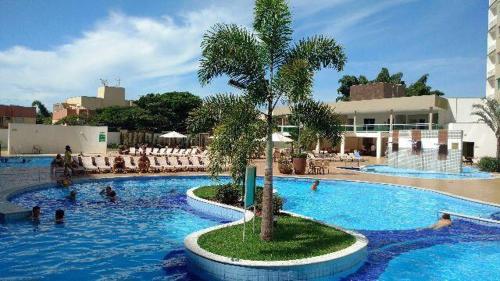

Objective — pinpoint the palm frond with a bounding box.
[287,35,346,72]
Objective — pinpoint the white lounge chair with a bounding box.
[157,148,166,156]
[184,148,192,155]
[145,147,152,155]
[157,156,175,172]
[148,156,162,172]
[165,148,173,155]
[130,147,136,155]
[151,148,159,155]
[178,156,194,171]
[94,156,112,173]
[81,156,99,173]
[167,156,182,171]
[124,157,137,172]
[178,149,186,155]
[71,156,85,175]
[190,156,205,171]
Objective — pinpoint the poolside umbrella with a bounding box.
[260,132,293,143]
[160,131,187,146]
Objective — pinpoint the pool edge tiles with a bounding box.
[184,187,369,281]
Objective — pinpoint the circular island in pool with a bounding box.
[0,176,499,280]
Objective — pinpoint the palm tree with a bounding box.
[472,97,500,171]
[198,0,346,240]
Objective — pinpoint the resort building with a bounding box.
[0,104,36,129]
[52,86,133,123]
[487,0,500,100]
[274,83,496,159]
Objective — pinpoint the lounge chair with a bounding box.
[71,156,85,175]
[167,156,182,171]
[130,147,136,155]
[190,156,205,171]
[81,156,99,173]
[124,157,138,172]
[171,148,180,155]
[148,156,162,172]
[94,156,112,173]
[184,148,192,155]
[145,148,152,155]
[156,148,166,156]
[157,156,175,172]
[151,148,159,155]
[165,148,173,155]
[178,149,186,155]
[178,156,194,171]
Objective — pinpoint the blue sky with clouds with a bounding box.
[0,0,487,108]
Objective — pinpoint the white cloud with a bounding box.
[0,7,244,106]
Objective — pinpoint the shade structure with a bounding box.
[261,132,293,143]
[160,131,187,139]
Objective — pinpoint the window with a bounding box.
[364,118,375,131]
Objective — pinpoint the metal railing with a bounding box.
[342,123,442,132]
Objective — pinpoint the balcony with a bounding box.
[342,123,442,132]
[489,15,497,30]
[490,0,497,7]
[488,68,496,79]
[488,44,496,55]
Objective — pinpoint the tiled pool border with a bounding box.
[184,187,369,281]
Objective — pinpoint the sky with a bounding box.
[0,0,488,108]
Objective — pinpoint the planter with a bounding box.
[292,157,307,175]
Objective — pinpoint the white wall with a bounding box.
[107,132,121,145]
[8,124,108,155]
[0,129,7,149]
[448,123,496,158]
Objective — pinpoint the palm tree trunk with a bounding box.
[497,137,500,172]
[260,101,274,241]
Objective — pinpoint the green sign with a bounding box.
[244,166,257,208]
[99,132,106,142]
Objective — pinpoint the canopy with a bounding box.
[160,131,187,139]
[261,132,293,143]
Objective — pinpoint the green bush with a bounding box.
[477,157,500,172]
[255,186,284,215]
[291,152,307,159]
[215,184,241,205]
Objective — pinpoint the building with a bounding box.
[487,0,500,100]
[0,105,36,129]
[274,83,496,159]
[52,86,133,123]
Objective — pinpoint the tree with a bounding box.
[54,115,92,126]
[189,94,265,184]
[374,67,404,84]
[93,106,155,131]
[406,74,444,96]
[198,0,346,240]
[336,75,368,101]
[472,98,500,171]
[32,100,52,124]
[135,92,202,132]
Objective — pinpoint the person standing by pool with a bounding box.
[64,145,73,175]
[55,209,65,224]
[311,180,319,191]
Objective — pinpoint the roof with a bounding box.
[273,95,449,116]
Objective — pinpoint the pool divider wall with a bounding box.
[184,187,369,281]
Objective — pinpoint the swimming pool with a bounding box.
[359,165,492,180]
[1,176,499,280]
[0,156,53,169]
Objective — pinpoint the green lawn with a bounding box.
[193,185,219,200]
[198,215,356,261]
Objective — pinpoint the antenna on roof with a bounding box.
[116,78,121,86]
[99,78,108,87]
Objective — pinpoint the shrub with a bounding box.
[255,186,284,215]
[291,152,307,159]
[215,184,241,205]
[477,157,500,172]
[277,157,293,174]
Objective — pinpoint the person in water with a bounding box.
[32,206,41,221]
[311,180,320,191]
[428,213,452,230]
[108,190,117,202]
[64,145,73,174]
[100,186,113,197]
[66,190,77,201]
[55,209,65,224]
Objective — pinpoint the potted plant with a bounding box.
[277,157,293,174]
[292,152,307,175]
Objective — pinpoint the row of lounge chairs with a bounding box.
[78,155,208,173]
[308,152,366,162]
[129,147,207,157]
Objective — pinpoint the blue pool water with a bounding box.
[0,156,53,169]
[271,177,500,230]
[1,176,499,280]
[360,165,492,179]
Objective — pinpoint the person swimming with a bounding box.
[311,180,320,191]
[55,209,65,224]
[428,213,452,230]
[100,186,113,197]
[32,206,41,221]
[108,191,117,202]
[66,190,77,201]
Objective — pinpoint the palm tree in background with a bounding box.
[198,0,346,240]
[472,97,500,171]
